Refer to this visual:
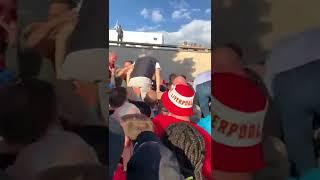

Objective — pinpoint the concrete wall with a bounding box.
[214,0,320,64]
[109,45,211,81]
[109,30,164,44]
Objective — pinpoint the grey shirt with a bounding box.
[265,27,320,96]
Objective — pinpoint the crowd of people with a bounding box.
[108,51,212,179]
[7,0,320,180]
[0,0,108,180]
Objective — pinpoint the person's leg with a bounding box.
[196,80,211,117]
[273,60,320,176]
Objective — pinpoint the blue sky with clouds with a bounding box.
[109,0,211,47]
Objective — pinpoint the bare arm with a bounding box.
[116,64,134,77]
[126,65,134,84]
[155,68,161,92]
[25,11,77,48]
[25,20,62,48]
[54,17,78,79]
[54,34,68,79]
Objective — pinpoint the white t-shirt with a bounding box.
[193,71,211,92]
[265,28,320,96]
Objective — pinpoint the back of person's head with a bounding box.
[169,73,177,83]
[144,90,157,106]
[35,164,107,180]
[173,76,187,86]
[180,75,187,80]
[129,100,151,117]
[162,122,205,180]
[112,102,141,122]
[0,78,57,145]
[120,114,153,141]
[213,43,244,74]
[109,87,127,109]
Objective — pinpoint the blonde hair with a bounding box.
[121,114,153,140]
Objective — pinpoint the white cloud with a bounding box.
[151,10,164,22]
[140,8,164,23]
[171,9,191,20]
[136,25,161,32]
[192,8,201,12]
[205,8,211,14]
[140,8,149,18]
[169,0,189,9]
[161,20,211,48]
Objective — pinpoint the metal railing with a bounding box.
[109,41,211,52]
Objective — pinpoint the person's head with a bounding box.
[109,51,117,65]
[144,90,157,106]
[162,122,205,180]
[109,87,127,109]
[169,73,177,83]
[180,75,187,80]
[213,43,244,75]
[161,84,195,119]
[123,60,133,68]
[48,0,74,21]
[35,164,107,180]
[129,100,151,118]
[111,100,141,122]
[120,114,153,141]
[172,75,187,87]
[0,79,57,145]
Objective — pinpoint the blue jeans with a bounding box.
[196,80,211,117]
[273,60,320,176]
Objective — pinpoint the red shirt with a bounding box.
[152,114,212,180]
[113,164,126,180]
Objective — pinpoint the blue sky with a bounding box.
[109,0,211,47]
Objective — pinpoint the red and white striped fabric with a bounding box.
[212,72,268,172]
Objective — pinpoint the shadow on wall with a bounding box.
[109,46,199,81]
[172,57,195,81]
[213,0,272,64]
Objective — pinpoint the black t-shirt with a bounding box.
[131,57,160,79]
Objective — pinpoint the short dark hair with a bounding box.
[129,100,151,118]
[0,78,57,145]
[169,73,177,83]
[109,87,127,108]
[180,75,187,80]
[223,43,243,58]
